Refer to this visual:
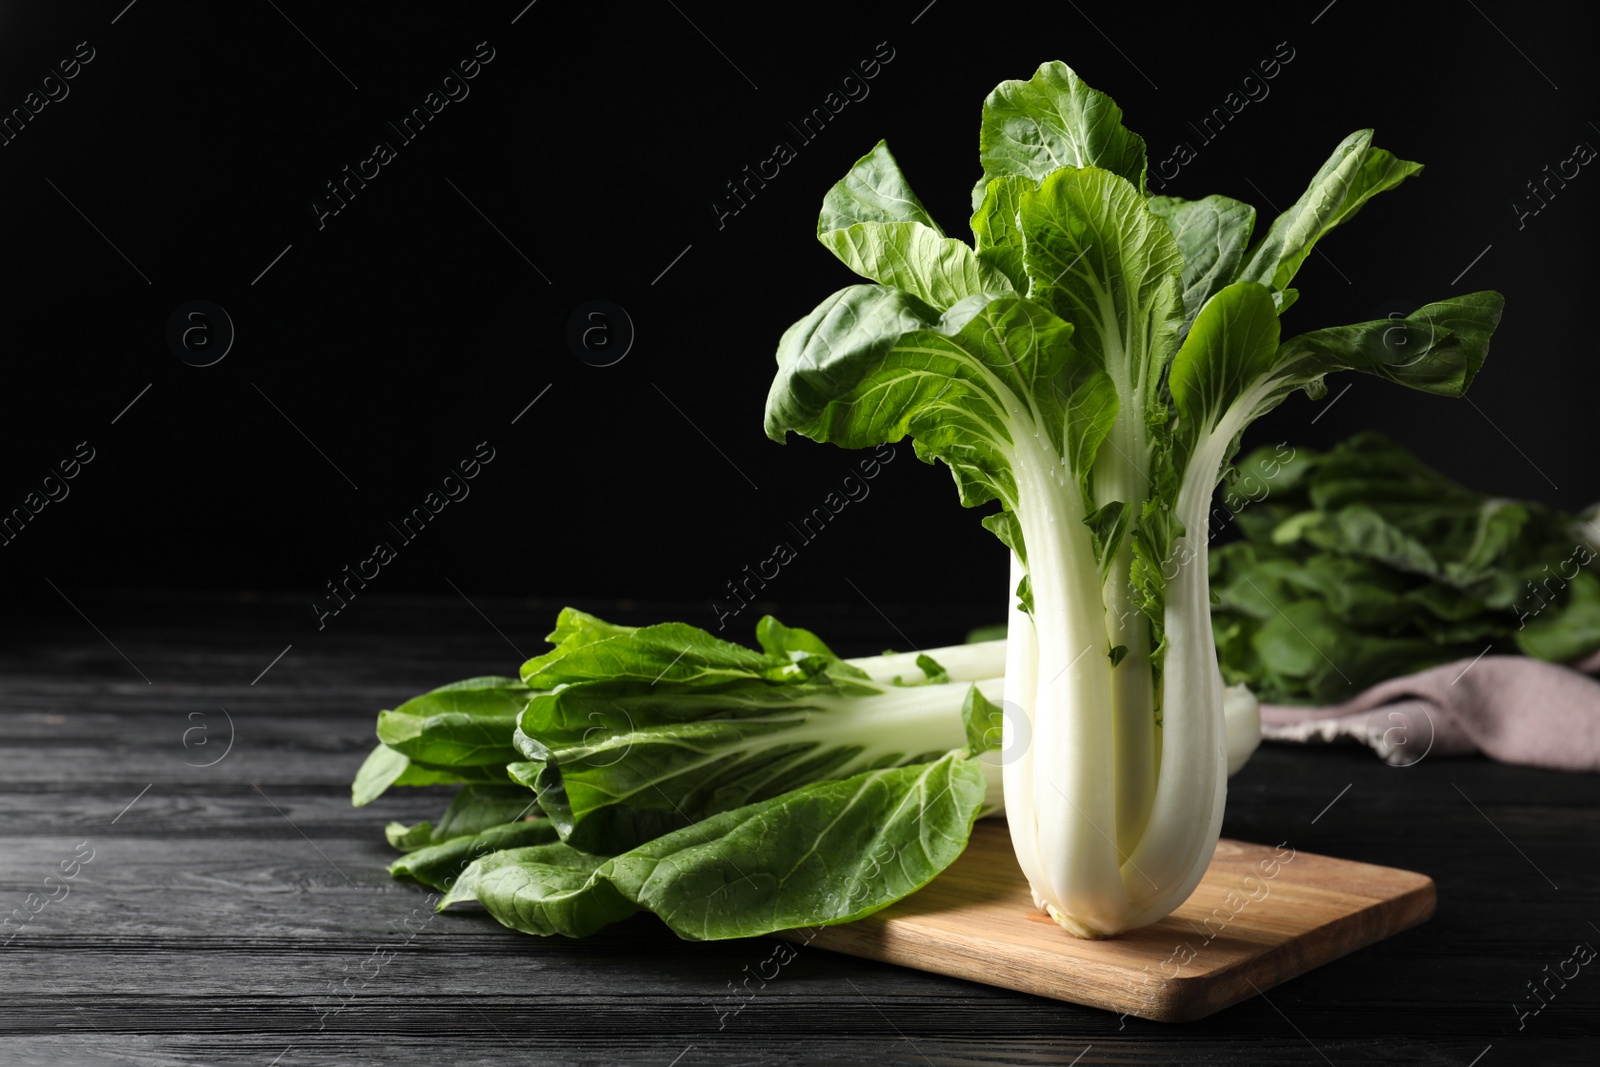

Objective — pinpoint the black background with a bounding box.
[2,0,1594,635]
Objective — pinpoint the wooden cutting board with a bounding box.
[781,820,1435,1022]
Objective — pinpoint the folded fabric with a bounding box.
[1259,648,1600,772]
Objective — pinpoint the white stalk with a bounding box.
[1224,684,1261,775]
[1116,530,1227,926]
[1001,550,1046,894]
[1116,420,1248,925]
[847,641,1008,685]
[1008,440,1128,937]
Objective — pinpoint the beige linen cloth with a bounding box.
[1259,649,1600,772]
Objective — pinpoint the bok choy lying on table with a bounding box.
[356,608,1260,939]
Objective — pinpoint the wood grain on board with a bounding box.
[784,820,1436,1022]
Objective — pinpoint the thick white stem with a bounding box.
[1001,551,1047,896]
[1224,684,1261,776]
[1116,429,1239,926]
[1104,542,1155,856]
[847,641,1008,685]
[1088,333,1157,871]
[1011,448,1128,937]
[1118,532,1227,927]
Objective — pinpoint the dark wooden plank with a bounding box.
[2,593,1597,1065]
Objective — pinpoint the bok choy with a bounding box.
[763,61,1502,936]
[359,611,1007,938]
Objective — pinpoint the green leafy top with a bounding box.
[766,59,1503,632]
[973,61,1148,204]
[510,614,983,853]
[520,607,833,688]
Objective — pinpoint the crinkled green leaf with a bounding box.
[1238,130,1422,294]
[441,841,636,938]
[1019,167,1184,424]
[389,817,560,891]
[545,607,638,647]
[522,613,800,689]
[819,140,942,234]
[441,753,987,940]
[376,677,531,767]
[1173,292,1501,495]
[913,653,950,685]
[1147,194,1257,336]
[767,289,1116,512]
[1168,281,1282,462]
[386,785,543,851]
[353,744,413,807]
[820,222,1013,310]
[961,684,1004,754]
[1014,571,1034,615]
[764,285,940,442]
[974,61,1147,206]
[1086,500,1135,582]
[970,176,1032,290]
[980,510,1027,564]
[1270,291,1501,401]
[352,744,508,807]
[754,616,838,661]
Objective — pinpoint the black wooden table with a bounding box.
[3,592,1596,1065]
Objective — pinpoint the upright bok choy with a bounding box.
[765,61,1502,937]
